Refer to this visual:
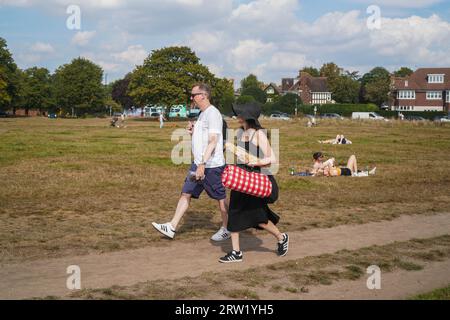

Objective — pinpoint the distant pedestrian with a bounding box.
[159,112,166,129]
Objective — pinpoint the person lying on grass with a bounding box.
[311,152,335,176]
[312,152,376,177]
[318,134,352,145]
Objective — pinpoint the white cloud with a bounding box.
[350,0,444,8]
[112,45,148,66]
[30,42,54,53]
[187,31,224,54]
[229,39,275,73]
[97,61,120,72]
[206,63,224,77]
[369,14,450,57]
[3,0,450,84]
[71,31,96,46]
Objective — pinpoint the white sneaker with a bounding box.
[369,167,377,175]
[353,171,369,177]
[211,226,231,241]
[152,222,176,239]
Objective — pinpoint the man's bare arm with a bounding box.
[202,133,219,163]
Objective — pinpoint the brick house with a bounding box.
[390,68,450,112]
[281,78,295,94]
[286,72,333,105]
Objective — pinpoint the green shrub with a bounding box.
[378,111,446,120]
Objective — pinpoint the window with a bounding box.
[426,91,442,100]
[447,91,450,103]
[397,90,415,99]
[428,74,444,83]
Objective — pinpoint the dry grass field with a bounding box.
[1,117,450,264]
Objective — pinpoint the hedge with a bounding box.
[377,111,447,120]
[297,103,378,117]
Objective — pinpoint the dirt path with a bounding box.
[1,212,449,299]
[253,260,450,300]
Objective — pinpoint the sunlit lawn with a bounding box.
[1,117,450,263]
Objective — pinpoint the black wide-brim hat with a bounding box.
[232,102,262,127]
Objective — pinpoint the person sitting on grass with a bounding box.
[318,134,352,145]
[312,153,376,177]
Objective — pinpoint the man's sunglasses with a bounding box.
[190,92,204,98]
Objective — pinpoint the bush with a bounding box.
[378,111,447,120]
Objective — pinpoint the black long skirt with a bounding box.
[227,175,280,232]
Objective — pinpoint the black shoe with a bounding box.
[219,250,243,263]
[277,233,289,257]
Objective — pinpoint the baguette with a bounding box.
[225,142,259,164]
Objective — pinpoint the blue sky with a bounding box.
[1,0,450,87]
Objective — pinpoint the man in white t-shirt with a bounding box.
[152,83,230,242]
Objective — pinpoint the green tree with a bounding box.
[240,74,264,91]
[111,73,134,110]
[271,93,301,114]
[393,67,413,78]
[319,63,360,103]
[211,78,235,115]
[128,46,215,107]
[0,37,20,112]
[333,75,360,103]
[236,95,256,105]
[20,67,53,114]
[0,75,8,107]
[241,86,267,104]
[53,57,105,115]
[300,66,320,77]
[320,62,343,99]
[360,67,391,106]
[320,62,343,83]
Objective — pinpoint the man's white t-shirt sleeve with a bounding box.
[208,110,222,134]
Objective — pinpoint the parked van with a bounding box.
[144,105,164,117]
[169,104,188,118]
[352,112,386,120]
[188,107,201,119]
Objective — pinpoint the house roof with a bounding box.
[289,72,329,92]
[393,68,450,90]
[263,83,282,94]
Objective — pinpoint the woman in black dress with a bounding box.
[219,103,289,263]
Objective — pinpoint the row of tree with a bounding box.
[0,37,234,116]
[1,35,414,116]
[236,64,413,115]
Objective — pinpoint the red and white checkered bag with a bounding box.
[221,165,272,198]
